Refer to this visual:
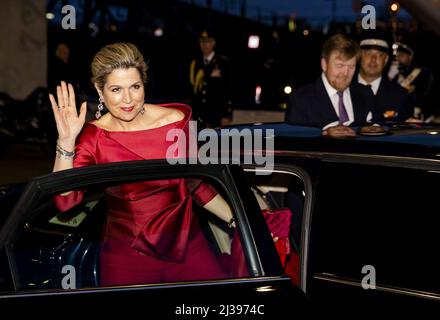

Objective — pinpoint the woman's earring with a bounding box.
[140,107,145,115]
[96,97,104,119]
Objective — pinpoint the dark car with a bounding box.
[234,122,440,309]
[0,157,308,315]
[1,123,440,313]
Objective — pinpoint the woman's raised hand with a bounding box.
[49,81,87,143]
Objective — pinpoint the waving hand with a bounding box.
[49,81,87,142]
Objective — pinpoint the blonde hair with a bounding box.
[322,34,360,61]
[91,42,148,90]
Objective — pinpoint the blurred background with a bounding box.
[1,0,440,182]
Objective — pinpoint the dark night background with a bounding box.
[44,0,440,111]
[1,0,440,184]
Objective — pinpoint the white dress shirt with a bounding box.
[358,74,382,95]
[321,73,354,129]
[321,73,372,129]
[203,51,215,65]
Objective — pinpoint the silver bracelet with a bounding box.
[55,150,74,160]
[56,144,75,159]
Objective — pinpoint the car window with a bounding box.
[4,176,251,293]
[316,162,440,294]
[244,166,306,288]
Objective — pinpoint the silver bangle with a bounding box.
[56,144,75,159]
[55,150,74,160]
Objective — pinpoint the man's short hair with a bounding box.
[321,34,360,61]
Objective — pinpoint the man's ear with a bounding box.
[321,57,327,72]
[385,55,389,65]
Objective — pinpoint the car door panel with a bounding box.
[0,160,308,312]
[309,160,440,306]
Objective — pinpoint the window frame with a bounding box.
[242,163,314,293]
[0,160,280,296]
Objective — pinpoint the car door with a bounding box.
[0,160,307,314]
[308,155,440,308]
[242,160,316,294]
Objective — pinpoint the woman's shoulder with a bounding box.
[149,103,192,126]
[83,121,104,134]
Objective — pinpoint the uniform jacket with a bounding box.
[190,53,231,124]
[366,76,414,122]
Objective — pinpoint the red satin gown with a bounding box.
[54,103,227,286]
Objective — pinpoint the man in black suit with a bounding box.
[285,34,375,135]
[357,33,415,122]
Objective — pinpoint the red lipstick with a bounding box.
[121,106,134,112]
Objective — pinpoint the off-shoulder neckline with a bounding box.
[86,103,189,133]
[87,117,185,133]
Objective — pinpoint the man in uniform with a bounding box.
[357,32,415,122]
[388,39,435,121]
[189,31,231,127]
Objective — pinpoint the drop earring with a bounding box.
[96,97,104,119]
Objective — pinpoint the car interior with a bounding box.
[244,168,305,286]
[7,177,249,291]
[4,169,306,293]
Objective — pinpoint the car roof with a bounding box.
[221,123,440,160]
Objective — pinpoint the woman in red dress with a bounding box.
[49,43,236,286]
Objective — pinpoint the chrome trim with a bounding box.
[0,276,290,299]
[314,273,440,301]
[278,150,440,171]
